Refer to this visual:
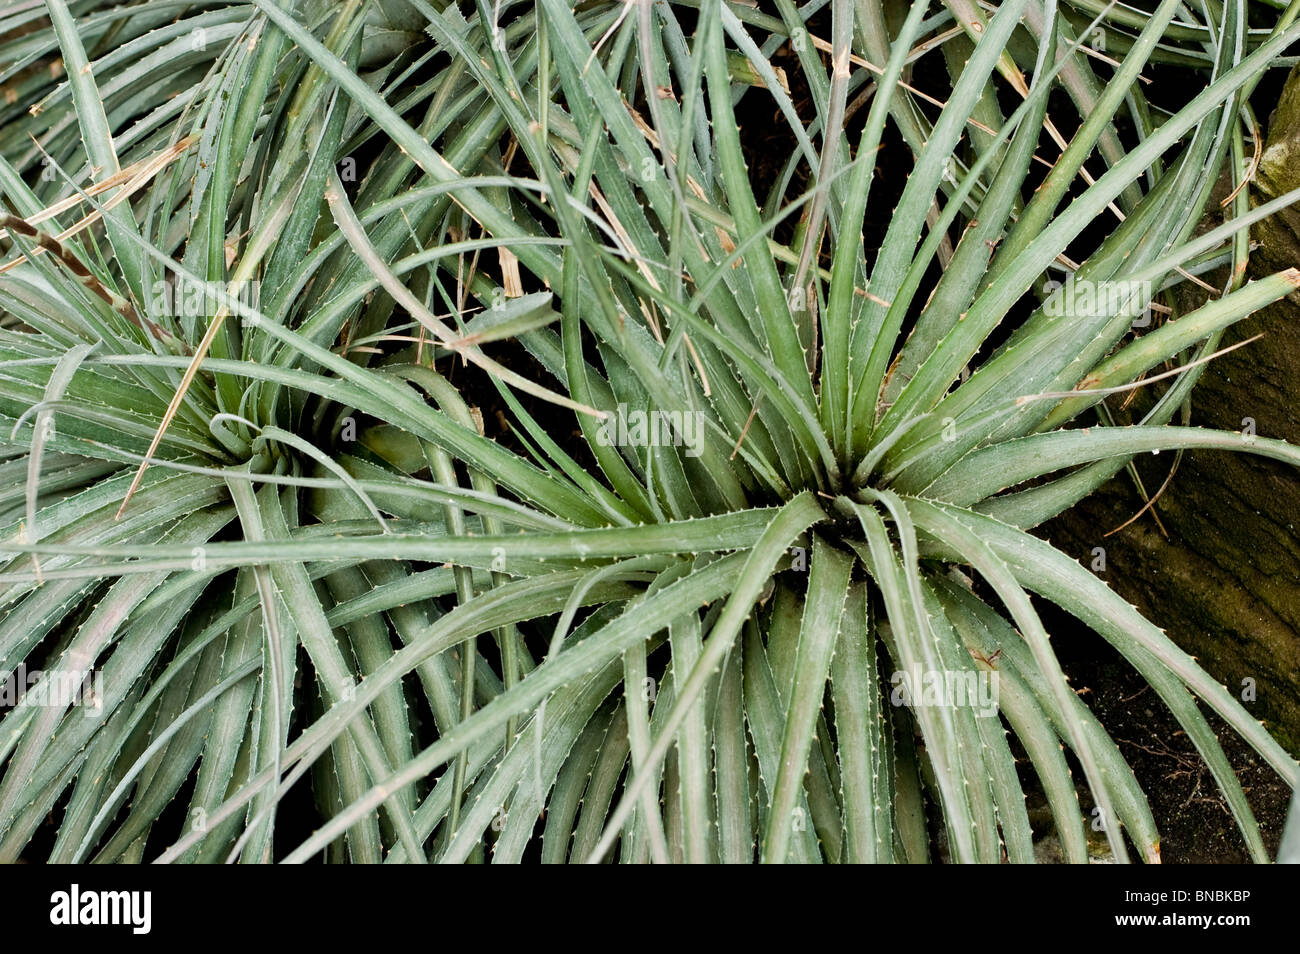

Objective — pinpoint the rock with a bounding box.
[1044,69,1300,755]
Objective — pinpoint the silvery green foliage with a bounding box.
[0,0,1297,863]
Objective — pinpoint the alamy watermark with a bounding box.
[50,885,150,934]
[149,278,261,319]
[0,664,104,715]
[595,402,705,458]
[890,665,999,718]
[1043,276,1154,328]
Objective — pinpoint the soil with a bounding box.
[1048,605,1294,863]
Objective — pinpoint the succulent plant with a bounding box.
[1,0,1298,862]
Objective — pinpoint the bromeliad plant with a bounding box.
[1,0,1299,863]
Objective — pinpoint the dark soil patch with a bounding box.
[1038,592,1293,863]
[1070,657,1292,862]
